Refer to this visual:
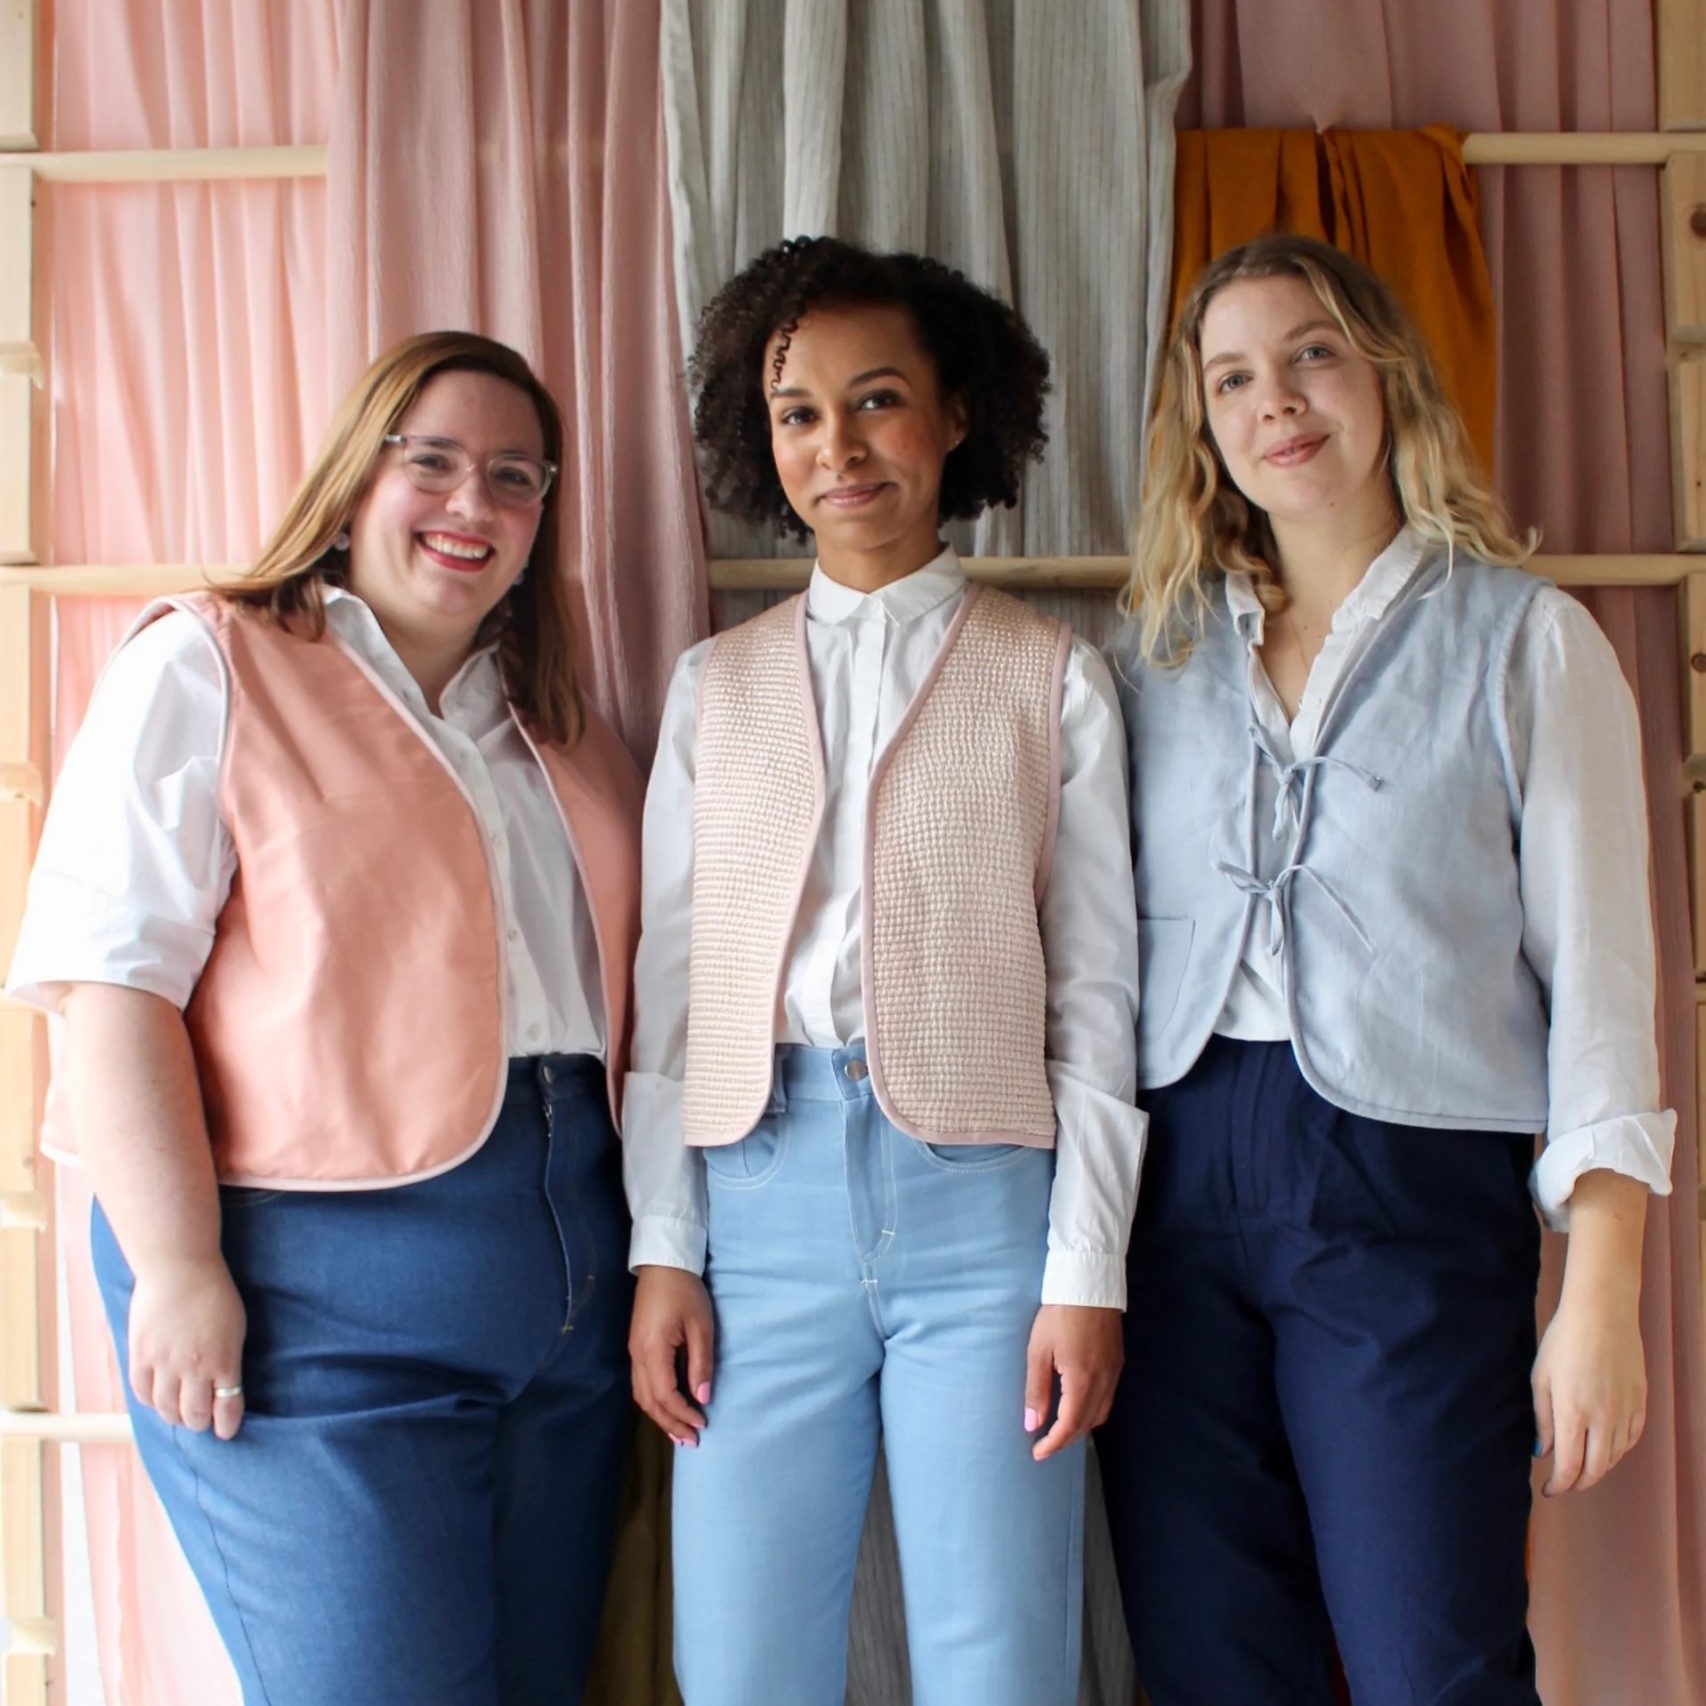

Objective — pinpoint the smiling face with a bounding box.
[764,303,966,588]
[344,369,546,659]
[1198,273,1392,535]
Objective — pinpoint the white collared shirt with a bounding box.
[1220,527,1674,1226]
[625,547,1146,1307]
[6,591,606,1060]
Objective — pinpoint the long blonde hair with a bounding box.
[222,330,582,746]
[1128,234,1530,663]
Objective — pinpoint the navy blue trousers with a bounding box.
[1097,1037,1542,1706]
[93,1055,633,1706]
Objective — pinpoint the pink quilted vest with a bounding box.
[683,585,1067,1147]
[100,596,643,1188]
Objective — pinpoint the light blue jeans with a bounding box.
[673,1044,1086,1706]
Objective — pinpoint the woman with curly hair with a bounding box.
[623,236,1143,1705]
[1098,234,1674,1706]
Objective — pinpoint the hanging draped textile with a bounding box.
[1181,6,1706,1704]
[659,9,1185,1700]
[660,0,1193,557]
[1172,127,1498,474]
[326,0,706,755]
[37,4,705,1700]
[45,4,338,1698]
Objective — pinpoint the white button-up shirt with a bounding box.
[1218,527,1674,1227]
[625,549,1146,1308]
[6,591,605,1061]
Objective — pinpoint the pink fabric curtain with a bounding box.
[1183,7,1706,1704]
[40,4,704,1700]
[324,0,705,754]
[48,6,336,1700]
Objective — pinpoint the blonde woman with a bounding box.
[1098,235,1674,1706]
[6,332,643,1706]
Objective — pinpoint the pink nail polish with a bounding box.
[1024,1407,1041,1431]
[695,1383,712,1404]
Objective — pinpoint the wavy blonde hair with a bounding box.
[1127,234,1531,664]
[220,329,582,746]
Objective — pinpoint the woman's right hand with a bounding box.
[127,1253,247,1440]
[629,1264,716,1446]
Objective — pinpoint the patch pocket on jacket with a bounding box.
[701,1117,791,1188]
[1137,917,1195,1031]
[917,1141,1033,1173]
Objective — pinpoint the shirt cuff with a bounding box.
[1530,1110,1676,1231]
[628,1214,708,1275]
[1041,1248,1126,1310]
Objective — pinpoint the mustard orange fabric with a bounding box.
[1172,126,1497,476]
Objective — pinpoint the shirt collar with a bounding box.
[322,584,503,709]
[805,544,967,627]
[1224,524,1431,642]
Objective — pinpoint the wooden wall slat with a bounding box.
[1664,154,1706,346]
[1675,357,1706,551]
[0,1227,43,1410]
[1,1438,51,1706]
[1660,0,1706,132]
[0,0,42,151]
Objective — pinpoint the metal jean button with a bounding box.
[844,1060,869,1081]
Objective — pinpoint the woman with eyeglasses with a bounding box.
[6,331,643,1706]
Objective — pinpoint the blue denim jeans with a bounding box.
[92,1054,633,1706]
[672,1044,1086,1706]
[1098,1036,1541,1706]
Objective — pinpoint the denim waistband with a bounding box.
[504,1052,603,1104]
[767,1042,873,1109]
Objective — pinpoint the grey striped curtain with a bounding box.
[659,6,1190,1700]
[661,0,1191,559]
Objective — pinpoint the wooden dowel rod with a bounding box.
[1462,133,1706,165]
[710,553,1701,592]
[1,554,1698,598]
[7,144,327,184]
[0,563,246,596]
[1,134,1703,187]
[0,1410,132,1446]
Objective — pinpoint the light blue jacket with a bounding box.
[1118,550,1550,1132]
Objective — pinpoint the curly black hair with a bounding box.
[688,236,1052,541]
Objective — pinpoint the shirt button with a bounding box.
[844,1060,869,1082]
[526,1024,542,1043]
[507,927,520,944]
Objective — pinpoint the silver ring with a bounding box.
[213,1384,243,1399]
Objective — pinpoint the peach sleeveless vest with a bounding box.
[683,585,1068,1147]
[140,596,642,1188]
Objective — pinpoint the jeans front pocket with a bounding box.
[916,1140,1033,1174]
[701,1116,791,1189]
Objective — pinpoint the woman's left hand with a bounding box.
[1532,1288,1647,1497]
[1025,1304,1123,1463]
[1532,1168,1652,1497]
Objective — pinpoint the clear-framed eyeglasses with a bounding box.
[382,435,558,507]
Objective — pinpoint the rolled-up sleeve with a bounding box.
[1509,588,1675,1229]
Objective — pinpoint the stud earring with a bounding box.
[333,530,351,551]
